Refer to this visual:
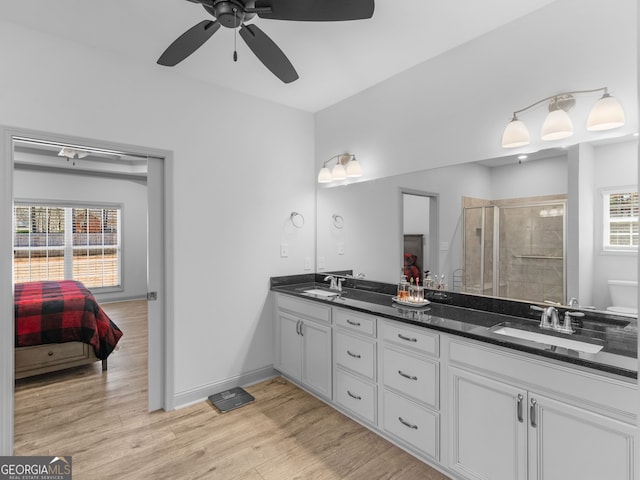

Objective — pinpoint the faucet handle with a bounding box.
[560,311,585,334]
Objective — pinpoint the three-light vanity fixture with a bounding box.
[501,87,625,148]
[317,153,362,183]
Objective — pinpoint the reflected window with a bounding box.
[603,190,639,251]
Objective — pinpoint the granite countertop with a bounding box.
[271,279,638,379]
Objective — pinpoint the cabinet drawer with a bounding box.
[383,347,439,409]
[336,369,377,424]
[15,342,90,370]
[382,321,439,357]
[334,308,376,337]
[383,389,439,460]
[277,294,331,324]
[335,331,376,380]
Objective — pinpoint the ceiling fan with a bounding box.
[157,0,375,83]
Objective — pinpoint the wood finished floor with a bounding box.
[14,300,451,479]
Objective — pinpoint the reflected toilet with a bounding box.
[607,280,638,316]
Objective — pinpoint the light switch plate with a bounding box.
[280,243,289,257]
[304,257,312,270]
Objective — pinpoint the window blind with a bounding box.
[604,191,639,250]
[13,204,121,288]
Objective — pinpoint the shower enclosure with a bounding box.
[461,196,566,305]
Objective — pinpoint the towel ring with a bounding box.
[332,214,344,229]
[290,212,304,228]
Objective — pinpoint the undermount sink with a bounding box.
[302,288,341,298]
[488,323,604,354]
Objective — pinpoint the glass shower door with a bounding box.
[463,206,495,296]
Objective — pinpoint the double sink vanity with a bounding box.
[271,273,637,480]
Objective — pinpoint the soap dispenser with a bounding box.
[397,271,409,301]
[424,270,433,289]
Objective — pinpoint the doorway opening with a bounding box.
[0,127,172,454]
[401,189,439,284]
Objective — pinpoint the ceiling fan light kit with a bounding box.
[158,0,375,83]
[501,87,625,148]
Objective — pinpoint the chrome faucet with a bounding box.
[530,305,584,334]
[324,275,339,291]
[530,305,559,329]
[539,306,560,330]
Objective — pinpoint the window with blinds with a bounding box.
[13,204,122,288]
[603,191,639,251]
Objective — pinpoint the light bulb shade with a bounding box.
[345,158,362,177]
[501,118,530,148]
[317,166,332,183]
[331,163,346,180]
[541,109,573,141]
[586,93,625,131]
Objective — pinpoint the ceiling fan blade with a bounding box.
[255,0,374,21]
[239,24,299,83]
[157,20,221,66]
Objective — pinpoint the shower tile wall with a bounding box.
[498,204,564,304]
[462,195,566,304]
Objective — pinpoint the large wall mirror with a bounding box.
[316,137,638,315]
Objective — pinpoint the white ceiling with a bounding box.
[1,0,557,112]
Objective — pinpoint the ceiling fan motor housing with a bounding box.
[205,0,256,28]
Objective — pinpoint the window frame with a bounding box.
[13,199,124,293]
[600,187,639,254]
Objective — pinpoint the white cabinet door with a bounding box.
[448,367,527,480]
[528,392,635,480]
[276,312,302,381]
[301,318,332,399]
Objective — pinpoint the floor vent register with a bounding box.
[208,387,255,413]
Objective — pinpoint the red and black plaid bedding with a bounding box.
[15,280,123,360]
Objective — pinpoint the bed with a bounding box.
[14,280,123,379]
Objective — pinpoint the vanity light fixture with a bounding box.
[317,153,362,183]
[501,87,625,148]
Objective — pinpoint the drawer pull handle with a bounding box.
[347,350,362,359]
[48,351,54,356]
[398,417,418,430]
[346,319,361,327]
[397,333,417,343]
[517,394,524,423]
[347,390,362,401]
[530,398,538,428]
[398,370,417,381]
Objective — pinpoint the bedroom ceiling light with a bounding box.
[58,147,89,159]
[501,87,625,148]
[317,153,362,184]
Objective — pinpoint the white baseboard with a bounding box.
[173,366,279,410]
